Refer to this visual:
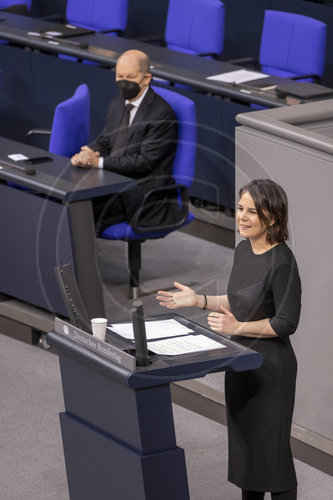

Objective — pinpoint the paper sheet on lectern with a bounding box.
[108,319,193,340]
[147,334,226,355]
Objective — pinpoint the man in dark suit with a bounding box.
[71,49,179,235]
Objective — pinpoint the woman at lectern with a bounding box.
[156,179,301,500]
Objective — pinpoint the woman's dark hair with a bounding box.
[239,179,289,244]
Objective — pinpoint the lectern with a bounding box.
[47,315,263,500]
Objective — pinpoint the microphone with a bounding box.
[131,300,149,367]
[0,160,36,175]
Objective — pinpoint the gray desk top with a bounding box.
[236,98,333,156]
[0,137,136,201]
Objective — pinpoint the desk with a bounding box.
[47,314,263,499]
[0,137,135,317]
[0,12,288,108]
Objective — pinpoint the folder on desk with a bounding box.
[276,81,333,100]
[35,24,95,39]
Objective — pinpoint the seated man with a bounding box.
[71,49,180,235]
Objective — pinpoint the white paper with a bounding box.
[108,319,193,340]
[147,334,226,356]
[207,69,269,84]
[7,154,29,161]
[45,31,63,37]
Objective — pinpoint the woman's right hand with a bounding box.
[156,282,198,309]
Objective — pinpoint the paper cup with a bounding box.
[91,318,107,341]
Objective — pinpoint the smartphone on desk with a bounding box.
[24,156,53,165]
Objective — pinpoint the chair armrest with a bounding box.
[289,74,321,83]
[100,29,123,36]
[26,128,51,139]
[1,5,28,15]
[41,14,64,22]
[197,52,219,59]
[226,56,259,68]
[131,183,189,234]
[133,35,165,45]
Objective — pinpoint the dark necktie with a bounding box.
[111,103,134,156]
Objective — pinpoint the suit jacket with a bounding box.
[94,87,180,227]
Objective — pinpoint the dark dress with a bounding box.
[225,239,301,493]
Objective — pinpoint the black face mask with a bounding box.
[116,78,144,100]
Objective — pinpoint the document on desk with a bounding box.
[147,334,226,355]
[207,69,269,84]
[108,319,193,340]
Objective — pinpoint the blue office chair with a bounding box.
[66,0,128,35]
[27,83,90,158]
[100,87,196,298]
[231,10,327,83]
[165,0,224,58]
[259,10,327,82]
[59,0,128,64]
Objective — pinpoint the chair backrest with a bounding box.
[151,86,196,188]
[165,0,224,56]
[259,10,327,79]
[66,0,128,32]
[49,84,90,158]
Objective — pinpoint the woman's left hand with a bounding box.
[207,306,240,335]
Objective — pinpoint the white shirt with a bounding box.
[98,85,149,168]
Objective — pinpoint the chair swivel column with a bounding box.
[128,239,142,299]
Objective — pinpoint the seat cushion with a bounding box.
[101,213,194,241]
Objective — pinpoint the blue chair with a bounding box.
[259,10,327,82]
[59,0,128,64]
[100,87,196,298]
[228,11,326,84]
[165,0,224,58]
[65,0,128,35]
[27,84,90,158]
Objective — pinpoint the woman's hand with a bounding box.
[207,305,240,335]
[156,282,198,309]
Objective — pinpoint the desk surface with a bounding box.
[0,12,292,108]
[0,137,136,201]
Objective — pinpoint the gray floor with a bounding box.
[1,232,333,499]
[97,230,234,326]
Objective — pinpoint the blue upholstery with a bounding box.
[49,84,90,158]
[66,0,128,33]
[259,10,327,80]
[101,215,194,241]
[165,0,224,57]
[101,87,196,296]
[13,84,90,192]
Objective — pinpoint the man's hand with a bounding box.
[71,146,100,168]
